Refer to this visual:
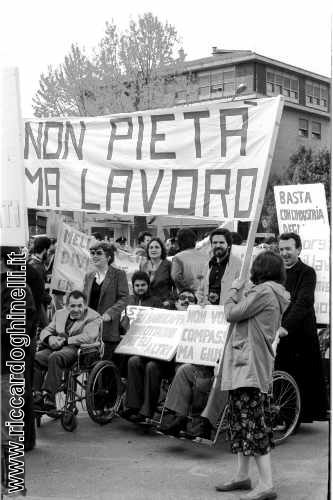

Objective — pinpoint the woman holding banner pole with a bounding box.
[83,242,129,361]
[215,251,289,500]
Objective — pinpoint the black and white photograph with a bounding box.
[1,1,331,499]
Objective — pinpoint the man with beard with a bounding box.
[198,228,242,306]
[276,232,328,424]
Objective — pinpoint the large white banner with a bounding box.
[24,96,283,219]
[274,183,330,324]
[0,68,27,245]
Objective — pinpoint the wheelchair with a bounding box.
[116,366,301,446]
[34,339,123,432]
[211,369,301,446]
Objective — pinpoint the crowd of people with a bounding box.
[1,227,328,499]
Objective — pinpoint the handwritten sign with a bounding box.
[274,183,329,234]
[274,183,330,324]
[176,306,229,366]
[115,307,186,361]
[24,97,283,220]
[50,222,93,292]
[299,225,330,324]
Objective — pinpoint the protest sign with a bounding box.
[176,306,229,366]
[274,183,329,234]
[114,248,140,290]
[50,222,93,292]
[0,68,28,245]
[299,224,330,324]
[274,183,330,324]
[24,96,283,220]
[115,307,186,361]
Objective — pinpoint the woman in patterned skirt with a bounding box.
[215,251,290,500]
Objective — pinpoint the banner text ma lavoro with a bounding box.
[24,97,283,220]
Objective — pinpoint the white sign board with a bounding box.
[50,222,93,292]
[299,224,330,324]
[176,306,229,366]
[24,96,283,220]
[115,307,186,361]
[274,183,329,234]
[0,68,27,245]
[274,183,330,324]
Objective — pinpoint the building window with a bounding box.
[197,67,236,100]
[311,121,321,140]
[298,118,309,137]
[266,70,299,103]
[305,81,328,110]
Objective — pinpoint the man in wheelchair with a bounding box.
[33,290,101,412]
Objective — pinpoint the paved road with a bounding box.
[24,413,328,500]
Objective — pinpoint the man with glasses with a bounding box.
[121,290,196,423]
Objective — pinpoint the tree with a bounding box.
[260,146,331,234]
[284,146,331,212]
[32,13,189,117]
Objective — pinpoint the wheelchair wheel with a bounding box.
[271,370,301,445]
[86,360,122,425]
[61,410,77,432]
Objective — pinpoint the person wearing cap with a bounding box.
[84,242,129,360]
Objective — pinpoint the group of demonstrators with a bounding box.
[1,226,328,500]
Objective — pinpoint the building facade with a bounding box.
[173,48,331,175]
[29,49,331,241]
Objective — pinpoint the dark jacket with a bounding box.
[83,265,129,342]
[26,262,49,328]
[128,292,162,308]
[275,259,328,421]
[140,259,174,302]
[1,272,37,375]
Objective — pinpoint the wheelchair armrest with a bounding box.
[78,342,100,351]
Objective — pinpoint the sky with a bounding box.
[1,0,332,117]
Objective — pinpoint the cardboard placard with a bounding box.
[50,222,93,292]
[176,306,229,366]
[115,307,186,361]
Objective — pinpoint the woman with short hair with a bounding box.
[215,251,290,500]
[83,242,129,360]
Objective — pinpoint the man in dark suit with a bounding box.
[84,242,129,360]
[33,290,101,411]
[276,232,328,423]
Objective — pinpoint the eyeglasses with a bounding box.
[178,294,196,303]
[90,250,104,256]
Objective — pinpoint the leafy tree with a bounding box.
[260,146,331,233]
[32,13,189,117]
[284,146,331,212]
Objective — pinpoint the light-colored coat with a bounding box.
[198,253,242,306]
[171,248,207,293]
[221,281,290,393]
[40,307,101,346]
